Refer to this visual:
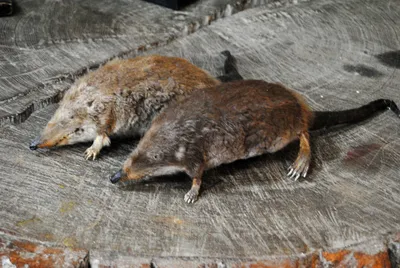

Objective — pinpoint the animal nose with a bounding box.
[110,169,126,184]
[221,50,231,57]
[29,138,41,150]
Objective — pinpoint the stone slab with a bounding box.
[1,0,400,266]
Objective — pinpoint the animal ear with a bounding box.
[87,95,114,114]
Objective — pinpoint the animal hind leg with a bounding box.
[184,164,204,204]
[85,134,111,160]
[287,132,311,180]
[184,178,202,204]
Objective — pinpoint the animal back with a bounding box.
[83,55,219,95]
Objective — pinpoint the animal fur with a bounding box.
[110,80,399,203]
[30,52,242,159]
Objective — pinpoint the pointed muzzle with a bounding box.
[110,169,127,184]
[29,137,41,150]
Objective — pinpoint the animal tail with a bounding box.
[217,50,244,82]
[310,99,400,131]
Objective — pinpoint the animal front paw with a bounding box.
[84,147,99,160]
[184,189,199,204]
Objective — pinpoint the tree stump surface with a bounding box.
[1,0,400,266]
[0,0,289,125]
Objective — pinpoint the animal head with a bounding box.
[110,120,200,184]
[30,83,113,150]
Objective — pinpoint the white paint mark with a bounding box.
[2,257,16,268]
[356,91,360,93]
[224,4,233,17]
[217,262,227,268]
[91,259,99,268]
[320,95,324,98]
[203,15,210,26]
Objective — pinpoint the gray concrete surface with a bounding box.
[1,0,400,266]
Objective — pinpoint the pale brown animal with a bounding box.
[30,52,241,159]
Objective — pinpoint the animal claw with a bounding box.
[302,167,309,178]
[288,158,310,181]
[84,148,98,161]
[184,196,190,203]
[291,172,296,179]
[184,190,198,204]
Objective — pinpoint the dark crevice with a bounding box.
[78,251,90,268]
[388,241,400,268]
[150,260,158,268]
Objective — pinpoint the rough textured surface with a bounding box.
[1,0,400,266]
[0,232,88,267]
[0,0,300,125]
[89,238,390,267]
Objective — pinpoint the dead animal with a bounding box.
[29,52,241,159]
[110,80,399,203]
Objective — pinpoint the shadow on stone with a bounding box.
[116,140,323,195]
[343,64,383,78]
[375,51,400,69]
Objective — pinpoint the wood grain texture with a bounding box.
[0,0,299,125]
[1,0,400,265]
[90,237,391,267]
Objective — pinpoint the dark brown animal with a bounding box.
[29,52,241,159]
[110,80,399,203]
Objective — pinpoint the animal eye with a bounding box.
[70,116,74,119]
[74,128,80,133]
[152,153,162,160]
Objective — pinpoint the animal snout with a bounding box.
[29,138,41,150]
[110,169,126,184]
[221,50,231,57]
